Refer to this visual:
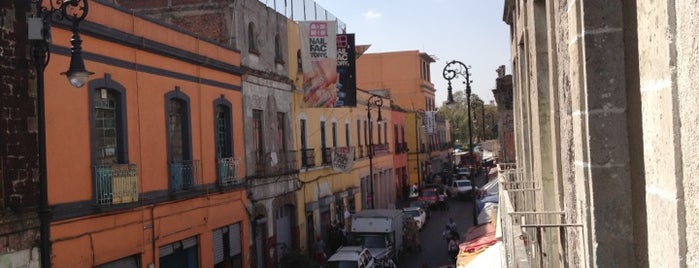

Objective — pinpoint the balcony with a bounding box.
[498,163,586,267]
[374,143,389,154]
[358,145,364,158]
[252,151,299,177]
[322,147,333,165]
[168,160,202,192]
[217,157,243,187]
[301,148,315,168]
[94,164,139,205]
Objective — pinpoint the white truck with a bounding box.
[350,209,404,265]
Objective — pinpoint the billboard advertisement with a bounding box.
[299,21,338,107]
[335,34,357,107]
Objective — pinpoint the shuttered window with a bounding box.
[229,223,242,256]
[213,228,224,264]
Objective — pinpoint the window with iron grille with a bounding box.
[94,89,120,165]
[169,98,188,162]
[215,103,232,159]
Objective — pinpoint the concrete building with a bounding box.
[491,65,514,164]
[115,1,304,266]
[502,0,699,267]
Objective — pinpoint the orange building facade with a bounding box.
[43,2,249,267]
[356,51,451,187]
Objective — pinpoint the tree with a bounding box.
[438,92,499,147]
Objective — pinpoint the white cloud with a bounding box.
[363,10,382,20]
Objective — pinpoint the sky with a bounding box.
[311,0,511,105]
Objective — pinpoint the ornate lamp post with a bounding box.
[443,60,478,226]
[29,0,93,266]
[367,95,383,209]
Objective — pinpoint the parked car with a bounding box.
[447,179,478,200]
[408,200,431,219]
[417,188,439,208]
[402,207,427,231]
[326,246,375,268]
[455,167,471,180]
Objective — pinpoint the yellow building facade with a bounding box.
[287,22,395,254]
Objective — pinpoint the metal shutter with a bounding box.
[182,236,197,249]
[213,228,224,264]
[229,223,241,256]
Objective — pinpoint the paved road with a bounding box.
[396,170,488,268]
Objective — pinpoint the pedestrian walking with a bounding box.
[448,238,460,261]
[447,218,457,231]
[442,225,454,242]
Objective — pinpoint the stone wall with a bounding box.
[0,0,42,266]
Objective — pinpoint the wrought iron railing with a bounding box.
[374,143,388,154]
[253,151,299,176]
[94,164,139,205]
[301,148,315,168]
[358,145,364,158]
[322,147,333,165]
[217,157,243,186]
[169,160,202,192]
[498,163,586,267]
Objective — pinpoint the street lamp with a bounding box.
[367,95,383,209]
[472,99,486,142]
[443,60,478,226]
[29,0,93,267]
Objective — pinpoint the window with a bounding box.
[93,89,123,165]
[321,121,328,164]
[253,109,264,165]
[383,122,388,145]
[363,120,368,146]
[332,122,337,148]
[297,50,302,72]
[213,224,243,268]
[401,126,406,143]
[277,113,286,151]
[89,75,135,205]
[300,119,311,167]
[214,99,233,159]
[377,122,382,144]
[215,98,237,185]
[275,34,284,64]
[160,237,199,268]
[168,98,190,161]
[394,125,399,145]
[345,122,350,147]
[248,22,258,54]
[166,88,196,191]
[96,255,139,268]
[356,119,361,146]
[300,119,307,150]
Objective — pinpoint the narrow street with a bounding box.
[397,170,488,268]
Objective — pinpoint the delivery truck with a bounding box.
[350,209,404,265]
